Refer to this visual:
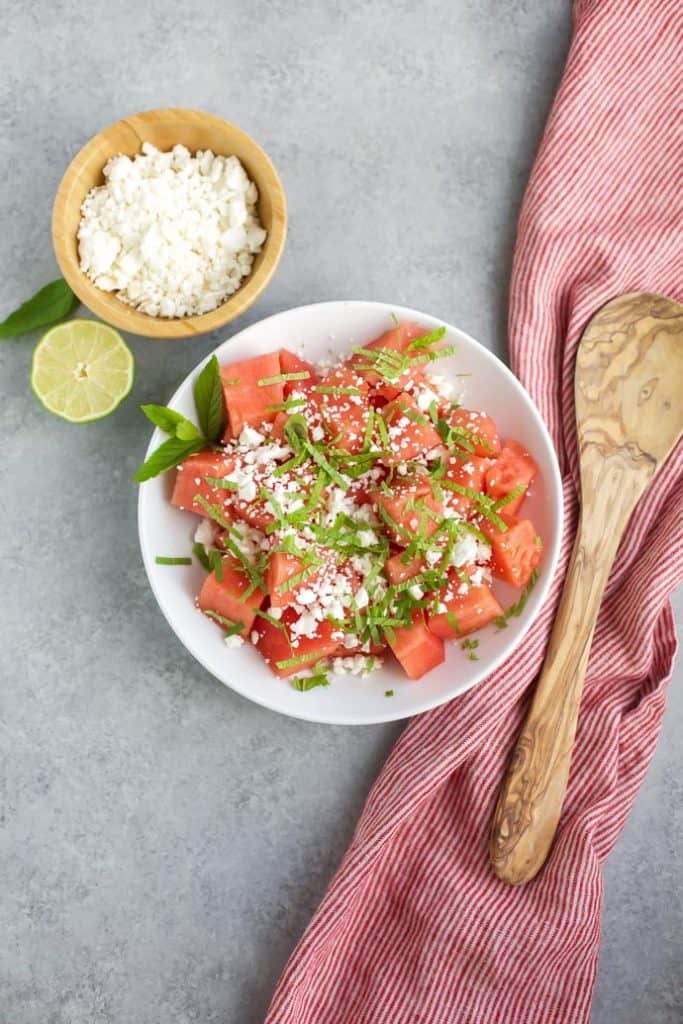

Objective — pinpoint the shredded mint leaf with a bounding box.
[276,650,321,670]
[258,371,310,386]
[155,556,192,565]
[0,278,78,339]
[193,542,212,571]
[208,548,224,581]
[292,671,330,692]
[141,404,201,440]
[494,570,540,629]
[133,436,205,483]
[204,609,244,635]
[193,355,224,441]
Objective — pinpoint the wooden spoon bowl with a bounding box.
[52,109,287,339]
[489,292,683,885]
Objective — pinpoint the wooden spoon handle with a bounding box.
[489,511,621,885]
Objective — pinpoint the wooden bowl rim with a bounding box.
[51,108,287,339]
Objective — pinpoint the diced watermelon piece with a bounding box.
[230,499,275,531]
[428,575,503,639]
[384,552,428,585]
[171,451,236,517]
[198,557,265,634]
[346,471,381,507]
[484,440,538,514]
[314,367,370,454]
[278,349,318,395]
[270,411,289,440]
[380,393,442,464]
[386,610,445,680]
[350,322,430,392]
[448,407,501,457]
[443,455,492,516]
[372,476,443,546]
[266,550,330,608]
[481,513,542,588]
[254,609,342,678]
[221,352,284,440]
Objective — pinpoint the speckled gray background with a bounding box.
[1,2,681,1022]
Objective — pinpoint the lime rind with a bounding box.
[31,318,134,423]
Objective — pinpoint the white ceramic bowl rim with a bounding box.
[137,300,563,725]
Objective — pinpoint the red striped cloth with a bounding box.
[266,2,683,1021]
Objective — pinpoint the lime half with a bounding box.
[31,319,134,423]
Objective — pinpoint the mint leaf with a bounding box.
[292,671,330,691]
[0,279,78,339]
[193,355,224,441]
[133,436,204,483]
[141,404,201,440]
[192,542,212,571]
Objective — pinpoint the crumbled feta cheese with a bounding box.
[331,655,383,677]
[239,425,266,449]
[194,519,215,546]
[450,534,478,568]
[224,634,244,648]
[78,143,266,318]
[408,584,424,600]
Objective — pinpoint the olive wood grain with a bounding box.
[490,292,683,885]
[52,108,287,339]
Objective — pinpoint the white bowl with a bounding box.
[138,301,563,725]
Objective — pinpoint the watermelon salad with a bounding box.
[147,320,543,691]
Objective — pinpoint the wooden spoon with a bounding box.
[489,291,683,886]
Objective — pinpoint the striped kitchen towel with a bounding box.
[265,2,683,1021]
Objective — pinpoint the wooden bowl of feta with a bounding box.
[52,108,287,339]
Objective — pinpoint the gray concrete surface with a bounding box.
[1,2,680,1022]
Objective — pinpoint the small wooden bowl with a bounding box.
[52,108,287,339]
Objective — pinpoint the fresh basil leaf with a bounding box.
[0,279,78,339]
[193,355,224,441]
[133,436,204,483]
[141,404,201,440]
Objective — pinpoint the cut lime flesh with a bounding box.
[31,319,134,423]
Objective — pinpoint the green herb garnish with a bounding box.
[141,404,201,440]
[193,354,224,441]
[205,475,238,491]
[276,650,322,670]
[193,542,212,571]
[0,278,78,339]
[265,398,307,412]
[204,610,244,636]
[155,556,193,565]
[257,371,311,386]
[491,484,526,511]
[313,385,363,396]
[292,670,330,691]
[133,437,205,483]
[493,570,540,629]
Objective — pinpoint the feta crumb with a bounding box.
[239,425,266,449]
[224,634,244,648]
[194,519,215,546]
